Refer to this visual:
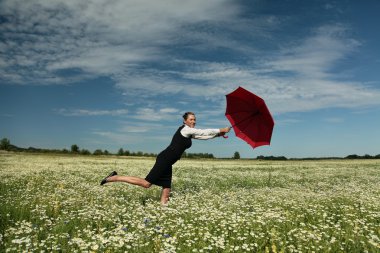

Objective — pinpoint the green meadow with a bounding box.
[0,153,379,252]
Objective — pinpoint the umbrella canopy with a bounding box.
[225,86,274,149]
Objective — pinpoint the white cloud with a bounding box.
[92,123,171,147]
[142,24,380,115]
[2,0,380,118]
[0,0,239,84]
[266,25,360,78]
[117,121,165,133]
[275,118,302,126]
[133,107,179,121]
[91,131,142,145]
[160,108,179,113]
[257,25,380,113]
[56,108,128,116]
[323,117,344,123]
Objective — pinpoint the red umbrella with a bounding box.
[225,86,274,149]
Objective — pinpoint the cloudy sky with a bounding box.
[1,0,379,158]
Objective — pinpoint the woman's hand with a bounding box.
[220,126,231,134]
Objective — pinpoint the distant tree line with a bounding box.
[116,148,156,157]
[2,138,380,160]
[182,152,215,159]
[345,154,380,159]
[256,154,380,160]
[0,138,216,159]
[256,155,288,160]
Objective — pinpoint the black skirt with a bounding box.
[145,148,179,188]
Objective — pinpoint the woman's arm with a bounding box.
[181,125,231,140]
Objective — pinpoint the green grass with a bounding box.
[0,153,379,252]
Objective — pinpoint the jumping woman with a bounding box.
[100,112,231,205]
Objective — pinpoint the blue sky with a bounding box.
[1,0,380,158]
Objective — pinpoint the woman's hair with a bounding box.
[182,111,195,121]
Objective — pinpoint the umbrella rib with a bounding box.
[236,117,256,134]
[230,111,260,128]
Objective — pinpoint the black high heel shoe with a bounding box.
[100,171,117,185]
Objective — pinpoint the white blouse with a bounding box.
[180,125,220,140]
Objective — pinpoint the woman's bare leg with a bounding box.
[107,175,152,188]
[160,188,171,205]
[102,173,171,204]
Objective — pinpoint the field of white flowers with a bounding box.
[0,153,379,252]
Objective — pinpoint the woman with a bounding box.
[100,112,231,205]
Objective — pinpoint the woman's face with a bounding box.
[184,114,196,128]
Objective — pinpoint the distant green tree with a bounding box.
[104,150,109,155]
[118,148,124,156]
[233,151,240,159]
[71,144,79,153]
[0,138,11,150]
[124,150,130,156]
[93,149,103,155]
